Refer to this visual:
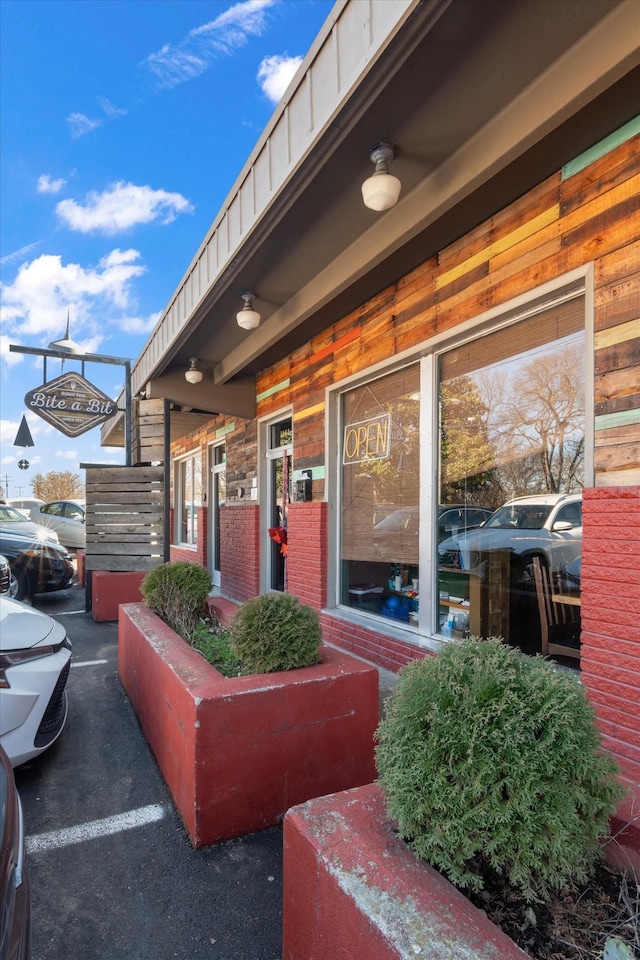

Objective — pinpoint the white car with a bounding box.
[30,500,85,549]
[0,595,72,767]
[438,492,582,586]
[0,504,59,543]
[5,497,44,519]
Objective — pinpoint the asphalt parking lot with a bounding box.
[16,583,283,960]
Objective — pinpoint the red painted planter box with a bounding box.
[118,603,379,848]
[91,571,146,622]
[283,783,530,960]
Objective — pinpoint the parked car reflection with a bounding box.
[373,504,493,555]
[438,493,582,586]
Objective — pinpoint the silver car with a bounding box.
[438,493,582,585]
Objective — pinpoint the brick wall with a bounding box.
[220,503,260,601]
[320,612,428,674]
[581,486,640,791]
[287,502,328,610]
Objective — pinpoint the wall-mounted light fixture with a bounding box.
[361,142,401,211]
[184,358,203,384]
[236,291,261,330]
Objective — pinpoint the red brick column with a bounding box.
[220,503,260,602]
[581,486,640,841]
[286,502,328,611]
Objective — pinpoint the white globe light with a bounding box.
[361,171,402,211]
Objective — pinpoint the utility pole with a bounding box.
[1,474,10,498]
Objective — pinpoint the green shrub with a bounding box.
[229,592,322,674]
[375,637,624,902]
[140,561,212,641]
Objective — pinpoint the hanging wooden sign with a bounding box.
[24,371,118,438]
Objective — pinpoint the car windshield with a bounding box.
[0,506,29,523]
[484,504,553,530]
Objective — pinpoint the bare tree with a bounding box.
[31,471,84,501]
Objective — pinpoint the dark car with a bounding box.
[373,504,493,555]
[0,744,31,960]
[0,530,74,603]
[0,555,10,595]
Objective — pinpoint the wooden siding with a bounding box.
[132,398,165,465]
[254,131,640,489]
[85,466,164,572]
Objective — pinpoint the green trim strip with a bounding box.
[256,378,290,402]
[595,409,640,431]
[215,422,235,439]
[562,115,640,180]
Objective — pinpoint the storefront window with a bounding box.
[176,452,202,546]
[337,286,585,662]
[341,365,420,625]
[437,294,585,657]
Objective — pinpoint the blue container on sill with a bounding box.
[381,596,410,622]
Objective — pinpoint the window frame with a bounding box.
[174,448,202,548]
[327,267,594,648]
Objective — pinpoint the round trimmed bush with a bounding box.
[375,637,624,902]
[140,561,212,641]
[229,592,322,674]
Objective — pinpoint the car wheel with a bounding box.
[11,569,33,604]
[8,570,20,600]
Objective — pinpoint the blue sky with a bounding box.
[0,0,333,497]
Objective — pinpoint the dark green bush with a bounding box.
[229,592,322,674]
[375,637,624,902]
[140,561,212,641]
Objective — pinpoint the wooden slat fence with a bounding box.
[85,465,164,572]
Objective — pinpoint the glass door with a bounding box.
[208,443,226,588]
[266,417,292,592]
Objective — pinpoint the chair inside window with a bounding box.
[532,556,581,661]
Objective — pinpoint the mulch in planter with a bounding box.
[464,860,638,959]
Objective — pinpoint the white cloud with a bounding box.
[67,112,102,138]
[37,174,67,195]
[67,98,127,139]
[257,54,302,102]
[0,336,25,368]
[118,310,162,336]
[54,448,79,460]
[0,242,41,267]
[55,181,194,235]
[144,0,277,89]
[0,249,146,339]
[98,97,127,119]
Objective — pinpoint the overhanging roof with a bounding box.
[103,0,640,447]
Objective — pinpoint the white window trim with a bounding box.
[174,448,201,549]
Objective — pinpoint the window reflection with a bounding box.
[341,365,420,624]
[438,297,585,659]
